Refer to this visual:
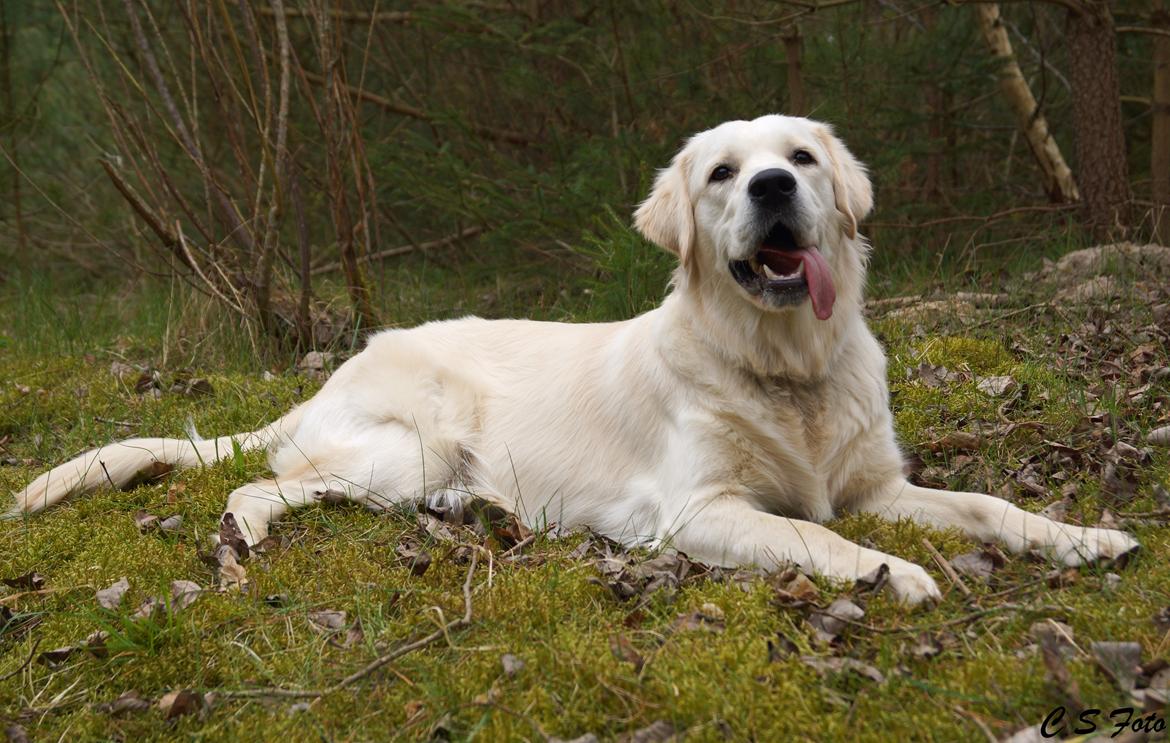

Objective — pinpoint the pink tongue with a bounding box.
[794,247,836,320]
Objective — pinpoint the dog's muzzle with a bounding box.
[728,218,836,320]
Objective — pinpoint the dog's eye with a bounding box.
[792,150,816,166]
[709,165,735,183]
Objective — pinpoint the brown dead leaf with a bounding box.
[308,609,347,632]
[3,724,28,743]
[165,482,186,505]
[801,655,885,683]
[395,541,432,576]
[96,690,152,716]
[949,551,995,582]
[37,646,78,667]
[1149,425,1170,447]
[808,598,864,644]
[491,513,533,549]
[170,580,202,612]
[132,510,158,532]
[926,431,982,453]
[977,375,1017,397]
[770,567,822,606]
[133,596,164,622]
[214,544,249,593]
[157,689,206,720]
[1034,620,1082,708]
[96,577,130,610]
[501,653,525,677]
[1092,641,1143,692]
[218,513,250,559]
[2,572,45,591]
[618,720,675,743]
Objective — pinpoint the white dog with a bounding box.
[8,115,1138,603]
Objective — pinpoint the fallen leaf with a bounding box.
[3,723,28,743]
[218,513,250,559]
[801,655,885,683]
[166,483,186,505]
[1034,620,1082,708]
[770,568,822,605]
[949,551,995,582]
[158,515,183,533]
[170,580,202,612]
[133,597,164,621]
[1092,641,1143,692]
[926,431,982,453]
[157,689,205,720]
[2,572,45,591]
[342,617,365,648]
[501,653,525,677]
[133,510,158,532]
[618,720,675,743]
[308,610,347,632]
[96,577,130,610]
[977,375,1017,397]
[395,542,432,576]
[84,630,110,658]
[808,598,865,644]
[96,690,152,716]
[37,646,78,667]
[1147,425,1170,447]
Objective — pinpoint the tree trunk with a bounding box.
[975,3,1078,202]
[783,25,806,116]
[1066,0,1131,237]
[1153,9,1170,244]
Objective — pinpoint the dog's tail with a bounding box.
[4,407,304,519]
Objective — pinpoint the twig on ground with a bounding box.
[0,586,92,605]
[221,549,479,699]
[921,537,971,597]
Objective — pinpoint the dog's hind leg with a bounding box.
[226,418,476,545]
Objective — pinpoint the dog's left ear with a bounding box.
[815,126,873,239]
[634,150,696,269]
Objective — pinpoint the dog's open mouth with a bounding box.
[728,221,836,320]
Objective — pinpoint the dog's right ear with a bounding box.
[634,150,696,269]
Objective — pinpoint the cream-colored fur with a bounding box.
[8,115,1138,604]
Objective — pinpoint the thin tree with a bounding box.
[975,3,1078,202]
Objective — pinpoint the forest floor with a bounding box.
[1,243,1169,742]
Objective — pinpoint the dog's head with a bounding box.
[635,115,872,321]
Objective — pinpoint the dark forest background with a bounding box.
[0,1,1167,355]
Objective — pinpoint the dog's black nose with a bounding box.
[747,168,797,207]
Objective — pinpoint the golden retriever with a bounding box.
[8,115,1139,604]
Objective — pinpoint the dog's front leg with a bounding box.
[858,480,1140,565]
[667,496,941,604]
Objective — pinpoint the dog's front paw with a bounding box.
[884,559,943,605]
[1052,527,1140,567]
